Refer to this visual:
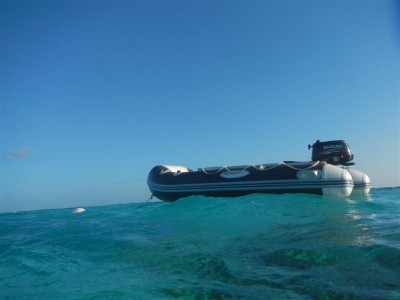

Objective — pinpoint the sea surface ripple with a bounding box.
[1,188,399,299]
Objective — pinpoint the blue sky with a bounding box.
[1,0,399,212]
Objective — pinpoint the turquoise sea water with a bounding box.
[1,188,399,299]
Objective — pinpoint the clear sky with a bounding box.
[1,0,399,212]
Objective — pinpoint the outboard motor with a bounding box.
[309,140,354,166]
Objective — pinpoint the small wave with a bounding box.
[1,189,399,299]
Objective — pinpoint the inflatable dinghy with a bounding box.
[147,140,371,201]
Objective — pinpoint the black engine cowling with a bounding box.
[309,140,354,165]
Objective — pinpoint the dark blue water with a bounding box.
[1,188,399,299]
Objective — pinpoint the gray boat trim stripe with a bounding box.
[147,179,354,193]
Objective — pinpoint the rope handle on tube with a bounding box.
[200,161,321,174]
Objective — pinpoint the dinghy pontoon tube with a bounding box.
[147,140,371,201]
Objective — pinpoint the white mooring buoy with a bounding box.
[73,207,85,214]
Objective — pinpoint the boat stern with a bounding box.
[321,164,354,197]
[346,168,371,195]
